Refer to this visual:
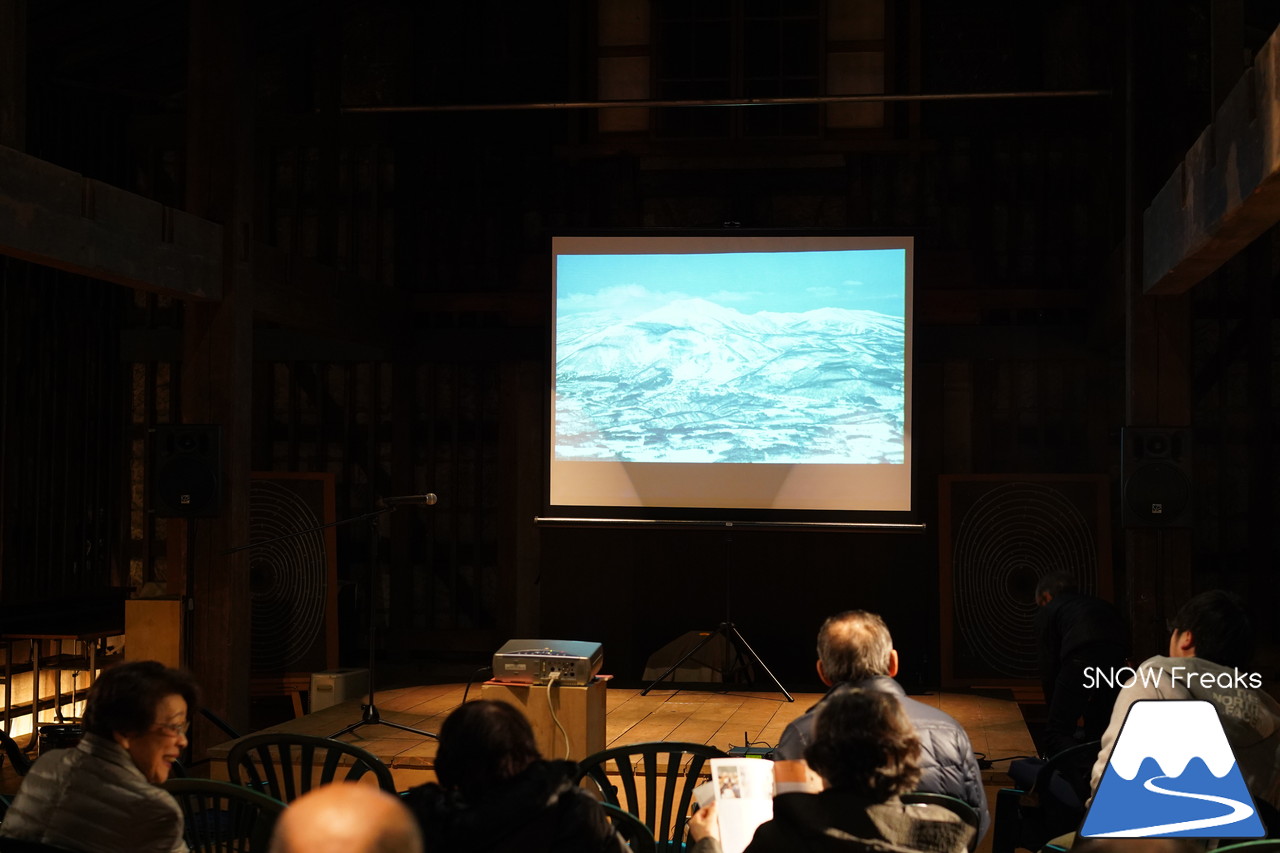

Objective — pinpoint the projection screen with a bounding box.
[550,233,913,516]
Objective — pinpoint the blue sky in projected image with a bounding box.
[556,249,905,318]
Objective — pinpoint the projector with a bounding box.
[491,639,603,686]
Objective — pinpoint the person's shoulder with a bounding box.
[897,694,968,735]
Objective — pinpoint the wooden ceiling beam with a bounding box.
[0,144,222,298]
[1143,24,1280,294]
[0,144,413,349]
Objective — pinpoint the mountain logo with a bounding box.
[1081,699,1266,838]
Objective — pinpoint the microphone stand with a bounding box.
[228,498,439,740]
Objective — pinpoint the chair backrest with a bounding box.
[0,728,32,776]
[574,741,727,850]
[1214,841,1280,853]
[599,802,657,853]
[899,791,981,852]
[164,777,286,853]
[225,732,396,803]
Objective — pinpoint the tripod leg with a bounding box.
[724,623,794,702]
[641,628,726,696]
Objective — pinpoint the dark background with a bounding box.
[2,1,1278,726]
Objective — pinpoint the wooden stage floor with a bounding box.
[208,681,1035,802]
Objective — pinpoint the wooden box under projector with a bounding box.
[491,639,603,686]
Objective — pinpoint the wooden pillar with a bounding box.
[0,0,26,151]
[1122,2,1192,660]
[182,0,256,741]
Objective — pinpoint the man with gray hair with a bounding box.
[775,610,990,838]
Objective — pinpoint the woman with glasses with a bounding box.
[0,659,198,853]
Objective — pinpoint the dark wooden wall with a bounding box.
[2,1,1278,700]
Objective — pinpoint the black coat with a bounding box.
[403,759,626,853]
[692,790,974,853]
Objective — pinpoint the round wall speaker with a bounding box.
[948,479,1104,681]
[248,478,331,674]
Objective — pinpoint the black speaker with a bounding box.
[1121,427,1192,527]
[150,424,222,517]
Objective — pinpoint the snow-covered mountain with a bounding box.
[555,298,905,464]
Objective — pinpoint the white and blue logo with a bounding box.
[1081,700,1266,838]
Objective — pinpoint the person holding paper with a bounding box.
[774,610,989,838]
[688,686,975,853]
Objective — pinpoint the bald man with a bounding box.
[269,782,423,853]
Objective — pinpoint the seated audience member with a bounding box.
[690,686,975,853]
[0,660,197,853]
[775,610,989,838]
[1090,590,1280,815]
[270,782,423,853]
[402,700,626,853]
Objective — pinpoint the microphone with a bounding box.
[377,493,438,507]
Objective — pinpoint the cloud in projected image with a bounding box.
[557,250,905,321]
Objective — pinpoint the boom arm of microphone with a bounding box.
[377,493,439,507]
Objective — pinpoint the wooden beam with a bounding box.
[0,144,223,299]
[181,0,254,742]
[1143,24,1280,294]
[0,141,413,345]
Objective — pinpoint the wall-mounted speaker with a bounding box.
[1121,428,1192,528]
[150,424,222,517]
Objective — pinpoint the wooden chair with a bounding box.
[900,791,982,852]
[599,802,657,853]
[225,732,396,803]
[573,741,727,851]
[164,777,285,853]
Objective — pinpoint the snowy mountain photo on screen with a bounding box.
[554,249,907,466]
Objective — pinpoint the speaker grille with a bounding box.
[1121,428,1193,527]
[940,475,1111,687]
[150,425,222,517]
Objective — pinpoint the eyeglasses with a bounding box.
[153,720,190,737]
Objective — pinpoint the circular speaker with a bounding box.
[951,482,1099,680]
[1123,461,1191,525]
[248,480,329,673]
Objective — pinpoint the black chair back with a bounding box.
[599,802,657,853]
[0,729,32,775]
[0,840,82,852]
[164,777,285,853]
[574,741,727,851]
[226,732,396,803]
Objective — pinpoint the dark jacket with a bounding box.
[691,790,974,853]
[774,676,989,839]
[0,732,185,853]
[1035,591,1127,699]
[404,759,626,853]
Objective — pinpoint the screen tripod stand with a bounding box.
[641,530,793,701]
